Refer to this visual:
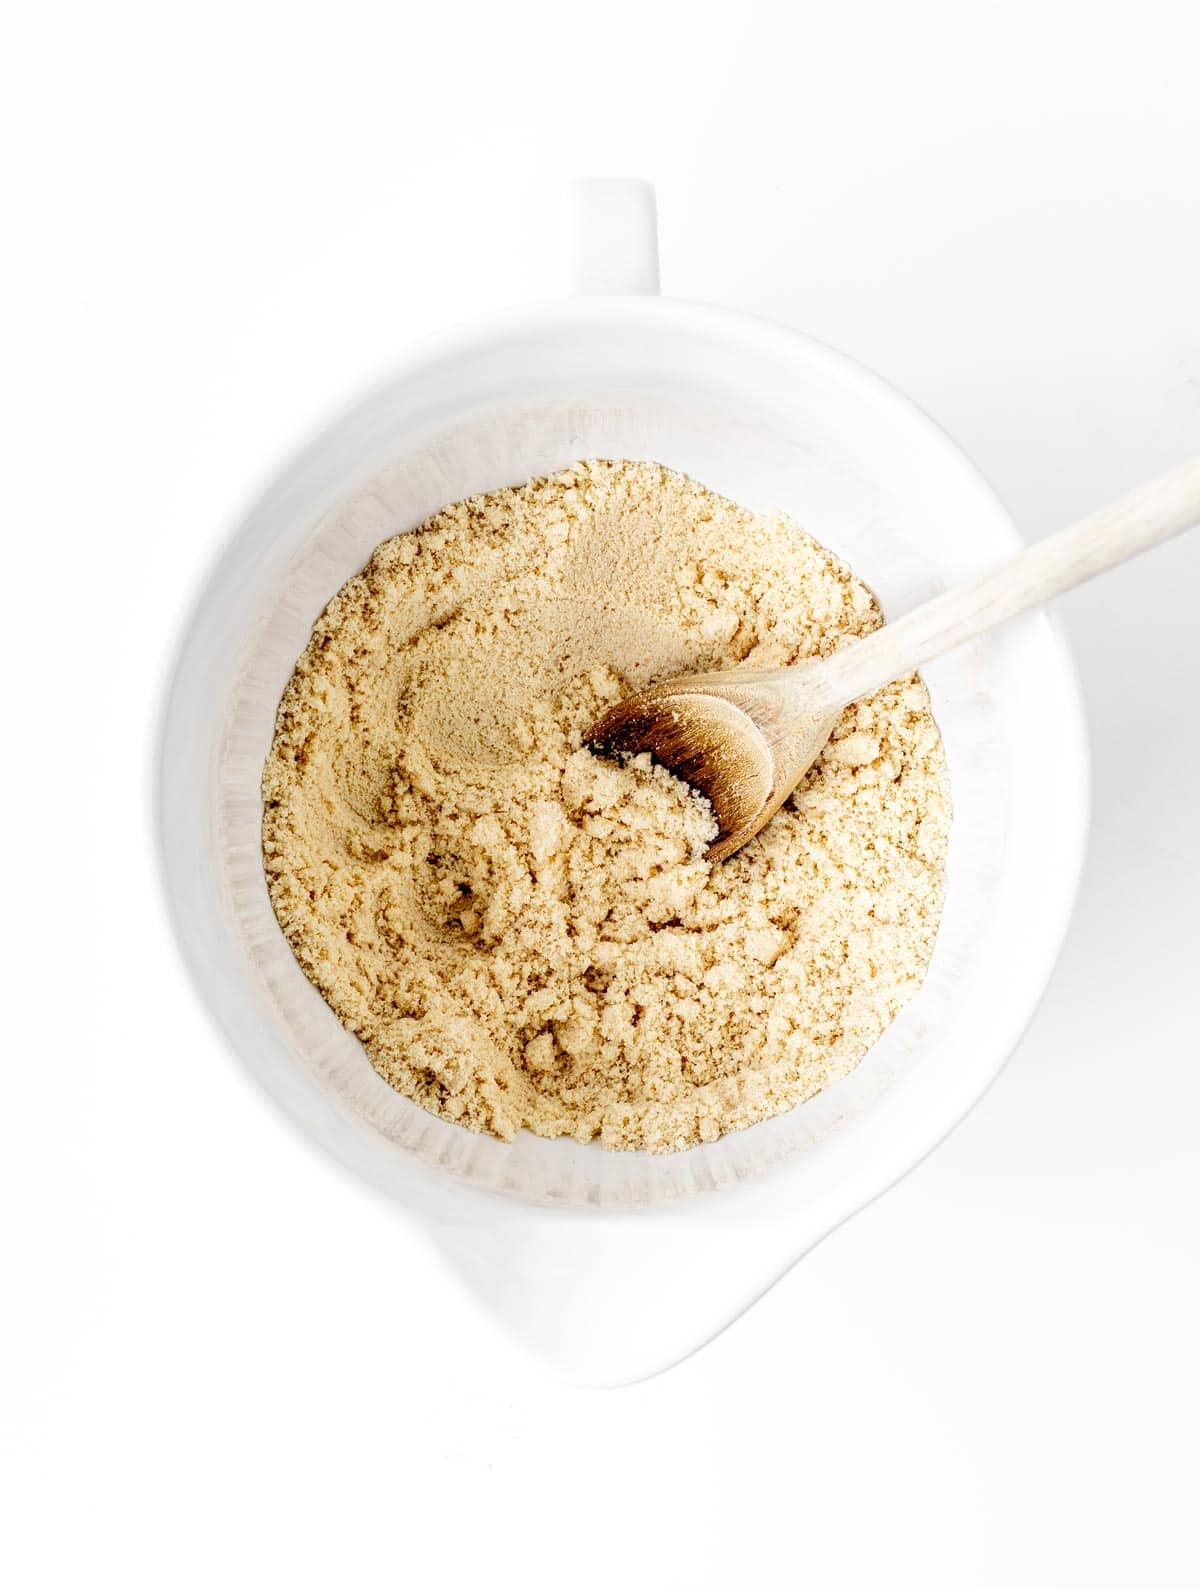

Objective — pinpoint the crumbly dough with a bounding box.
[262,460,950,1152]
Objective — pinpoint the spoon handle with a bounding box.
[806,455,1200,713]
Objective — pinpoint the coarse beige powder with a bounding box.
[262,460,950,1153]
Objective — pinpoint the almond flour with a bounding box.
[262,460,951,1152]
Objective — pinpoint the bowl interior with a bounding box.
[159,301,1086,1214]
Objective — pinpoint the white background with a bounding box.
[5,3,1199,1584]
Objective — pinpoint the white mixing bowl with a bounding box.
[157,181,1088,1383]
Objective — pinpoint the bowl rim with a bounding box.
[153,290,1091,1230]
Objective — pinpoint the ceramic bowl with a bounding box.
[157,180,1088,1383]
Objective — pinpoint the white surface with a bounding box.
[4,2,1199,1585]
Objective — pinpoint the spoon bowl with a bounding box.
[587,670,836,861]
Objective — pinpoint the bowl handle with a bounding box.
[429,1202,830,1386]
[568,177,660,296]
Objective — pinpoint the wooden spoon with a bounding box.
[587,457,1200,862]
